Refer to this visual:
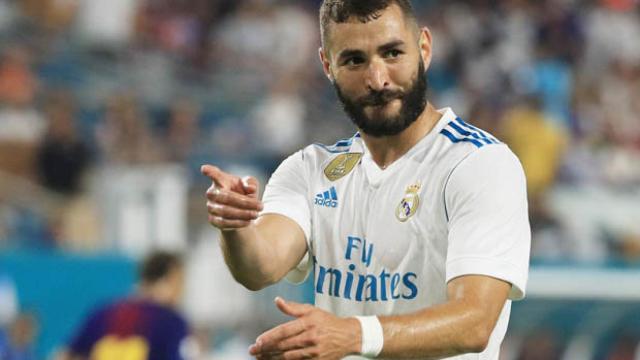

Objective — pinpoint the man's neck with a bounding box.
[360,103,442,169]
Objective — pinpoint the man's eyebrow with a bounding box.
[338,49,366,61]
[378,40,405,53]
[336,40,405,61]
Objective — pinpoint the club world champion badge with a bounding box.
[324,153,363,182]
[396,182,421,222]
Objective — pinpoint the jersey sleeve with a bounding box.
[262,150,311,240]
[444,145,531,300]
[261,150,312,283]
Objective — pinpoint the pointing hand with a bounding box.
[201,165,264,230]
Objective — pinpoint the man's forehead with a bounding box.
[326,4,413,53]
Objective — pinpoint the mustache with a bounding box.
[357,89,404,107]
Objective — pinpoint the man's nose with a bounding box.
[365,58,390,91]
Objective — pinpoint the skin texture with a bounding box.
[250,298,362,360]
[202,3,513,359]
[201,165,307,291]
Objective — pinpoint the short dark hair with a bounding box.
[139,251,182,284]
[320,0,417,47]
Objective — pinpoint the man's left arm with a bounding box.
[250,274,509,359]
[379,274,510,358]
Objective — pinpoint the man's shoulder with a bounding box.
[308,133,362,155]
[437,115,502,151]
[432,113,512,170]
[289,133,364,170]
[433,115,525,199]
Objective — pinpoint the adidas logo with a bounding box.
[314,186,339,208]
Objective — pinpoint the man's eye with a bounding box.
[345,57,365,66]
[385,50,402,58]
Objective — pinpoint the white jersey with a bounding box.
[262,108,531,360]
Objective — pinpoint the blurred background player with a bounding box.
[57,251,197,360]
[2,311,39,360]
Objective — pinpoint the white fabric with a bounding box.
[355,316,384,358]
[261,108,531,360]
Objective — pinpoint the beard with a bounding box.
[333,60,428,138]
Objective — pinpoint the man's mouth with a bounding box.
[369,98,399,108]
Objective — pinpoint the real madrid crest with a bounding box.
[396,182,421,222]
[324,153,362,182]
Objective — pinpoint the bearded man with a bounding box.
[202,1,530,359]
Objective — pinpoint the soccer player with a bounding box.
[58,251,194,360]
[201,1,530,359]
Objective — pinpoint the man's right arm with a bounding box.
[202,165,308,291]
[219,214,307,290]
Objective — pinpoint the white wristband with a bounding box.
[355,316,384,358]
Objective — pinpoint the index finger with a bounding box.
[253,319,307,354]
[201,165,233,187]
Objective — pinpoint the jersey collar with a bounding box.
[359,107,456,187]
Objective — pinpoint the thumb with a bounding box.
[275,297,312,318]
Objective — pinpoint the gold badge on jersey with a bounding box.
[396,182,421,222]
[324,153,363,181]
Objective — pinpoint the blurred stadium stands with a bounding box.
[0,0,639,359]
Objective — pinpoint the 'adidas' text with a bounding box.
[315,187,338,208]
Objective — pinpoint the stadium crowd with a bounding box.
[0,0,639,358]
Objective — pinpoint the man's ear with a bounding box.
[418,26,433,70]
[319,47,334,81]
